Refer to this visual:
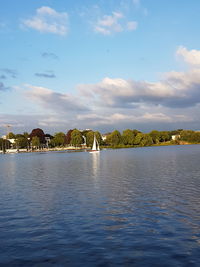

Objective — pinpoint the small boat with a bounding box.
[89,135,100,153]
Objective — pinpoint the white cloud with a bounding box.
[38,116,69,127]
[94,26,111,35]
[76,111,191,128]
[77,113,133,126]
[78,56,200,109]
[176,46,200,66]
[142,113,171,122]
[94,11,137,35]
[24,85,89,113]
[94,12,123,35]
[78,47,200,111]
[78,77,175,108]
[22,6,68,36]
[2,46,200,133]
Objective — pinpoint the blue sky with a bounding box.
[0,0,200,134]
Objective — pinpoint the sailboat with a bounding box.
[89,135,100,153]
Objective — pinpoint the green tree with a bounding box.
[32,136,40,149]
[15,134,24,139]
[180,130,200,143]
[0,138,3,149]
[71,129,83,147]
[122,129,135,145]
[15,136,28,149]
[94,131,102,145]
[86,131,94,147]
[149,130,160,144]
[134,133,153,146]
[0,138,11,151]
[106,130,121,146]
[132,129,141,136]
[140,134,153,146]
[134,133,143,145]
[170,129,183,135]
[193,132,200,143]
[159,131,170,142]
[23,132,29,138]
[52,132,65,147]
[81,129,91,137]
[7,132,15,139]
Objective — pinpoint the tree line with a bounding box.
[0,128,103,150]
[1,128,200,150]
[105,129,200,147]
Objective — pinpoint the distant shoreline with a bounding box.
[1,142,199,155]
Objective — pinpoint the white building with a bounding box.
[2,135,16,144]
[101,133,111,141]
[171,134,180,140]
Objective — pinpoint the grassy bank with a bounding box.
[101,140,200,149]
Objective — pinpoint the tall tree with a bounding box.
[180,130,200,143]
[0,138,11,151]
[71,129,83,147]
[15,136,28,149]
[106,130,121,146]
[134,133,153,146]
[23,132,29,138]
[122,129,135,145]
[134,133,143,145]
[86,131,94,147]
[7,132,15,139]
[30,128,45,143]
[159,131,170,142]
[149,130,160,144]
[32,136,40,148]
[52,132,65,147]
[94,131,102,145]
[65,129,73,145]
[140,134,153,146]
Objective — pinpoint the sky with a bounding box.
[0,0,200,135]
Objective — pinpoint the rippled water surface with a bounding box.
[0,145,200,266]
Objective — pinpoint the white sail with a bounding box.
[92,135,97,150]
[91,135,100,151]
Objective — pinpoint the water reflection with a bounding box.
[3,156,17,185]
[91,152,100,179]
[0,146,200,266]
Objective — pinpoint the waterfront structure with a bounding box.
[171,134,180,141]
[101,133,111,141]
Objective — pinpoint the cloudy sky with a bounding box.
[0,0,200,135]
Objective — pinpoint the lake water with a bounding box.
[0,145,200,266]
